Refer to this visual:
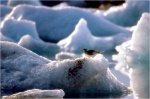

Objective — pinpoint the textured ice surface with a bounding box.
[113,13,149,98]
[58,18,131,53]
[7,0,41,7]
[1,18,40,42]
[2,89,65,99]
[18,35,60,59]
[95,0,150,26]
[1,41,130,98]
[5,4,130,42]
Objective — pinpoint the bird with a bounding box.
[82,49,103,57]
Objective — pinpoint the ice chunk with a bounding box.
[113,13,150,98]
[95,0,150,26]
[131,13,149,57]
[5,4,130,42]
[1,18,60,59]
[7,0,41,7]
[1,18,40,42]
[18,35,60,59]
[58,18,131,53]
[2,89,65,99]
[1,41,131,98]
[55,52,79,60]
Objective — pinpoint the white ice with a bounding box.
[2,89,65,99]
[4,4,130,42]
[1,18,40,42]
[58,18,131,53]
[1,41,130,98]
[113,13,150,98]
[55,52,79,60]
[0,18,61,59]
[95,0,150,27]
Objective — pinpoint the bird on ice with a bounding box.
[82,49,103,57]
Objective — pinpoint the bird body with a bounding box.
[82,49,102,57]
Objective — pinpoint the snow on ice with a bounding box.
[58,18,131,53]
[2,89,65,99]
[95,0,150,27]
[113,13,150,98]
[1,41,131,98]
[1,0,148,98]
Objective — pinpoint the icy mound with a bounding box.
[2,89,65,99]
[1,18,39,42]
[0,18,60,59]
[113,13,149,98]
[95,0,149,26]
[7,0,41,7]
[18,35,60,59]
[1,41,51,95]
[1,41,131,98]
[5,4,130,42]
[0,5,12,19]
[58,18,131,53]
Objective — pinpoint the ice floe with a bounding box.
[0,18,60,59]
[4,4,130,42]
[1,41,131,98]
[95,0,150,27]
[113,13,150,98]
[58,18,131,53]
[1,18,40,42]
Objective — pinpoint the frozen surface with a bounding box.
[0,32,14,42]
[7,0,41,7]
[0,0,8,5]
[1,18,40,42]
[0,18,60,59]
[18,35,60,59]
[58,18,131,53]
[2,89,65,99]
[0,5,12,19]
[113,13,149,98]
[1,41,131,98]
[5,4,130,42]
[95,0,150,26]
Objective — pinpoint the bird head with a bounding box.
[82,49,87,52]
